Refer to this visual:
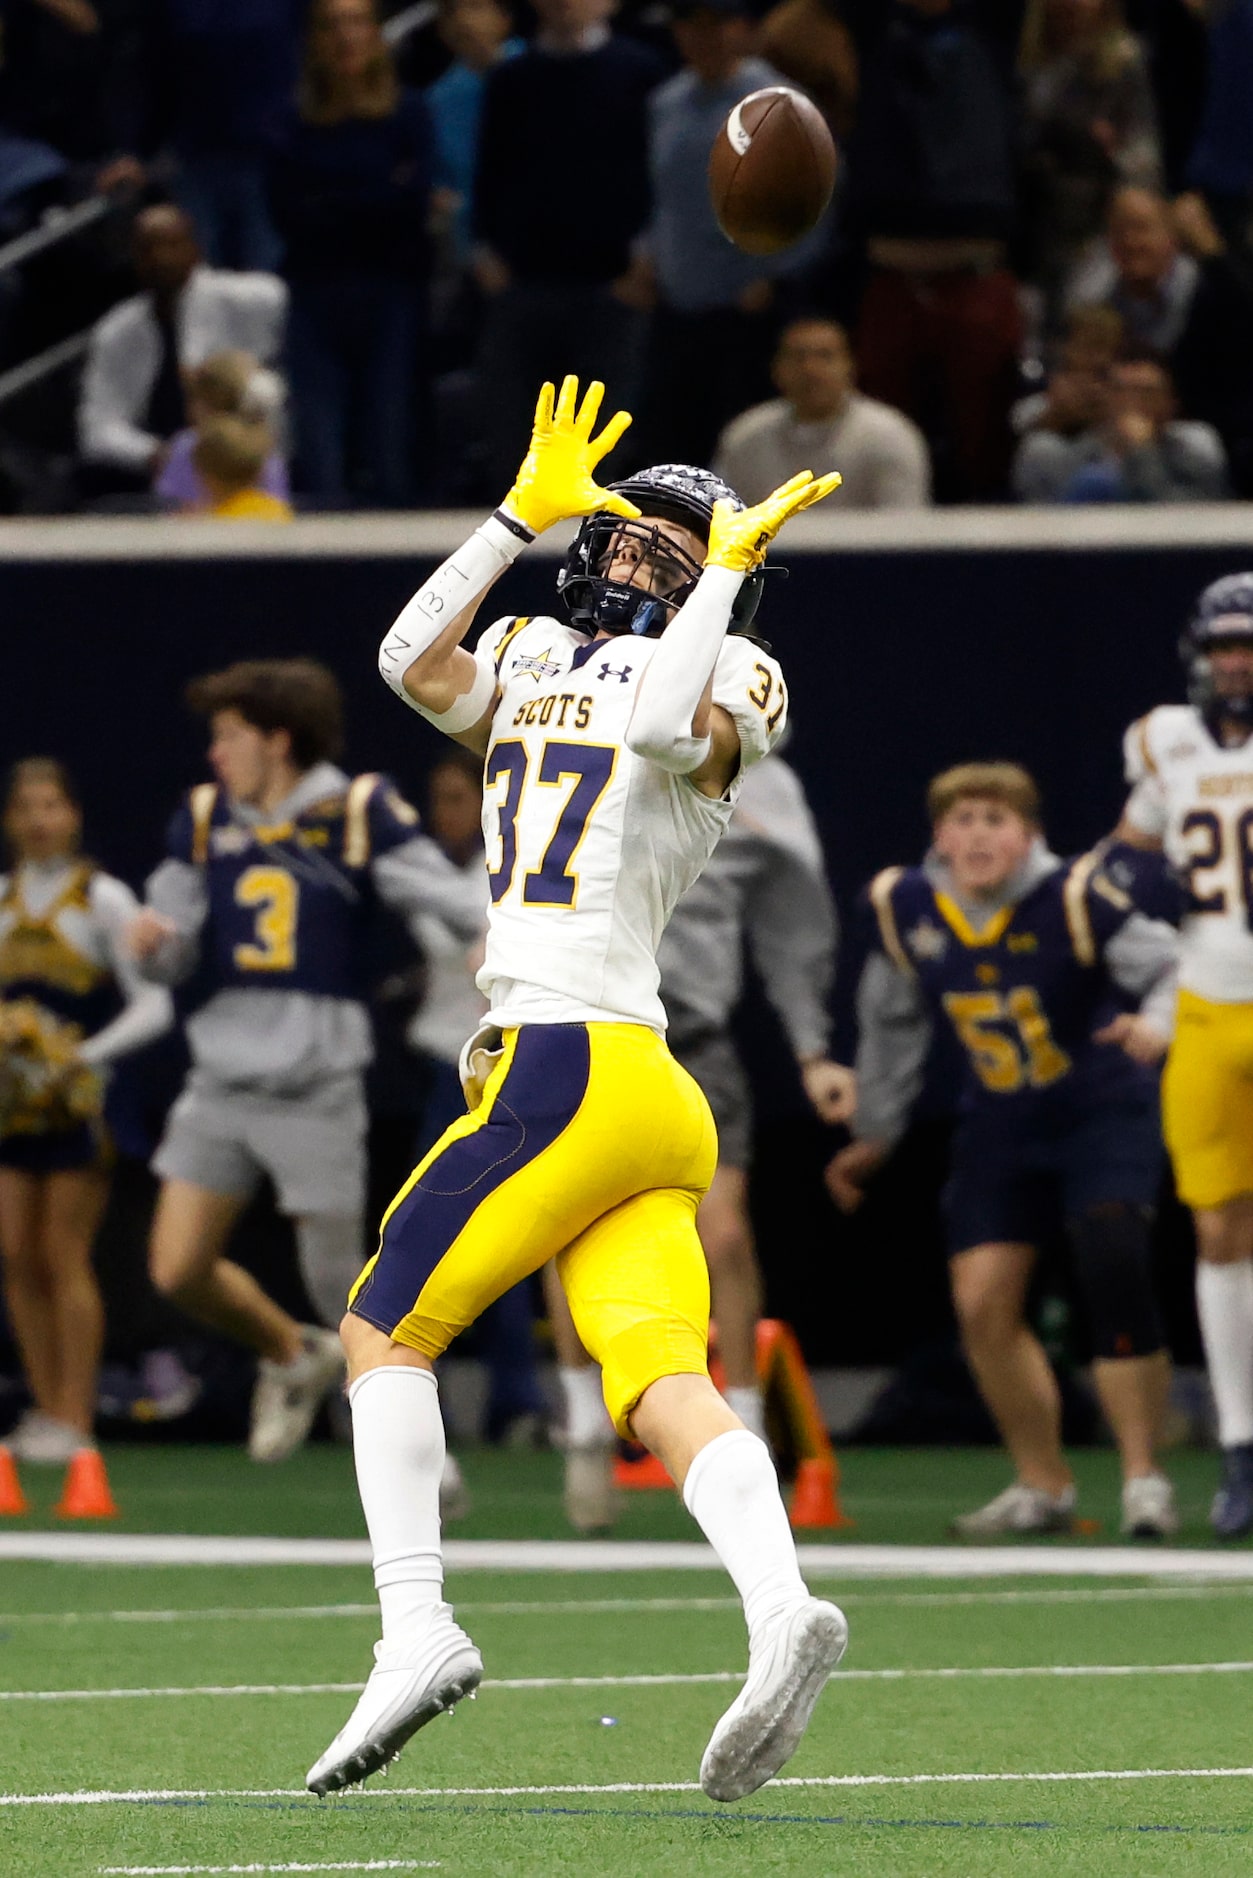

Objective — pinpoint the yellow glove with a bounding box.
[705,470,842,574]
[503,375,641,536]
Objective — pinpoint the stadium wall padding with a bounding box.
[3,536,1243,1374]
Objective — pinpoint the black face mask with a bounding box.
[559,515,706,638]
[1188,646,1253,738]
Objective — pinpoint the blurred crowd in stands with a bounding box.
[0,0,1251,515]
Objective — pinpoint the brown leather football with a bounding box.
[708,87,837,257]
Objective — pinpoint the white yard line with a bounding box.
[98,1862,441,1878]
[7,1583,1253,1627]
[6,1534,1253,1578]
[0,1674,730,1701]
[6,1768,1253,1806]
[99,1866,439,1875]
[7,1661,1253,1702]
[0,1604,383,1628]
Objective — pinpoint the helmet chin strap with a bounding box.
[628,598,667,636]
[592,586,673,638]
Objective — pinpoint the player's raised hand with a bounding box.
[1093,1012,1170,1066]
[502,375,640,536]
[705,469,842,573]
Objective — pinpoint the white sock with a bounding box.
[349,1365,446,1648]
[725,1385,767,1440]
[682,1428,807,1644]
[1196,1260,1253,1447]
[559,1364,614,1448]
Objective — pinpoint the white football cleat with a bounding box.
[306,1605,483,1796]
[1121,1471,1179,1538]
[248,1327,345,1464]
[563,1444,617,1534]
[950,1482,1076,1537]
[5,1410,83,1465]
[700,1597,847,1803]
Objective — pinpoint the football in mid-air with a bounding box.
[708,87,837,257]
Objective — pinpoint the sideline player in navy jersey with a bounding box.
[828,762,1181,1539]
[128,660,486,1466]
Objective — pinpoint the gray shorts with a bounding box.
[152,1072,367,1219]
[671,1032,752,1171]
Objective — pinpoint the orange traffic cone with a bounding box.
[789,1456,843,1530]
[613,1448,673,1490]
[55,1448,118,1519]
[0,1446,29,1516]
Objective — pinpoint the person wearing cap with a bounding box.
[472,0,665,492]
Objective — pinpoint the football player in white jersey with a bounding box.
[1118,572,1253,1536]
[305,376,844,1804]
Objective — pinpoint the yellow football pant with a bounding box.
[349,1022,718,1433]
[1163,988,1253,1209]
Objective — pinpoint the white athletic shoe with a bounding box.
[305,1604,483,1795]
[248,1327,345,1464]
[1121,1471,1179,1538]
[6,1410,82,1465]
[439,1451,471,1523]
[950,1482,1076,1537]
[563,1444,618,1534]
[700,1597,847,1803]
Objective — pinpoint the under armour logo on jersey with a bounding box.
[598,661,633,683]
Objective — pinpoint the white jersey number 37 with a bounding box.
[485,739,616,907]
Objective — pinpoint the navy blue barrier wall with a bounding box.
[5,511,1253,1380]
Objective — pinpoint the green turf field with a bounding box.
[3,1443,1253,1876]
[2,1438,1249,1543]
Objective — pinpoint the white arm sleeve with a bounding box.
[79,876,175,1066]
[625,565,744,773]
[379,511,532,731]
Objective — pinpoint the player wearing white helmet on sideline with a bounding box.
[1117,573,1253,1537]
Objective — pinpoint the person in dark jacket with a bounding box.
[471,0,664,489]
[843,0,1028,501]
[154,0,306,274]
[271,0,433,507]
[1068,184,1253,493]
